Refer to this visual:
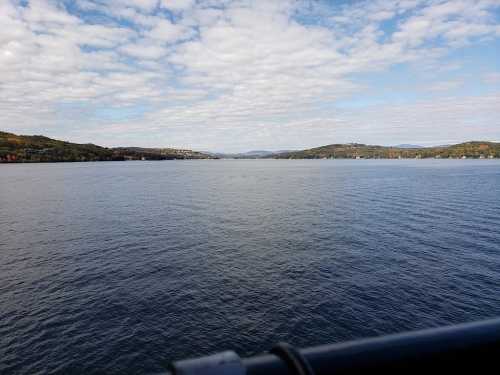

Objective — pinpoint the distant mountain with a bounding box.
[239,150,276,157]
[211,150,275,158]
[273,142,500,159]
[211,150,296,159]
[393,144,423,149]
[112,147,214,160]
[0,131,215,162]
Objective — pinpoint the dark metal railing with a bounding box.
[163,317,500,374]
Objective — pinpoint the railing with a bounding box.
[161,317,500,374]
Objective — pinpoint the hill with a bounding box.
[209,150,295,159]
[394,144,424,148]
[0,132,214,162]
[273,142,500,159]
[112,147,213,160]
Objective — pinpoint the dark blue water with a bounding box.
[1,160,500,374]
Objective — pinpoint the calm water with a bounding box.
[1,160,500,374]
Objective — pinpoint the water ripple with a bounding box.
[1,160,500,374]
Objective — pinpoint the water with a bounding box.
[1,160,500,374]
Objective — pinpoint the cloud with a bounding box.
[392,0,500,47]
[119,40,169,59]
[427,79,464,92]
[160,0,195,12]
[483,72,500,84]
[0,0,499,151]
[77,93,500,151]
[334,94,500,146]
[146,19,195,42]
[115,0,159,12]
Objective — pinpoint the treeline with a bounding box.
[112,147,214,160]
[273,142,500,159]
[0,132,214,163]
[2,131,498,162]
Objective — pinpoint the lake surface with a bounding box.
[1,160,500,374]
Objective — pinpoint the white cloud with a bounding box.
[119,40,169,59]
[334,94,500,146]
[427,79,464,92]
[22,0,80,25]
[483,72,500,84]
[146,19,194,42]
[77,93,499,151]
[115,0,159,12]
[392,0,500,46]
[0,0,499,150]
[160,0,195,12]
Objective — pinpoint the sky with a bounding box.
[1,0,500,152]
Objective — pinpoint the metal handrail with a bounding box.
[164,317,500,374]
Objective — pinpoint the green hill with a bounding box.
[2,131,498,162]
[273,142,500,159]
[112,147,214,160]
[0,132,214,162]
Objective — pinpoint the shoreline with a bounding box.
[1,157,499,164]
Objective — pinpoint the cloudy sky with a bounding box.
[1,0,500,152]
